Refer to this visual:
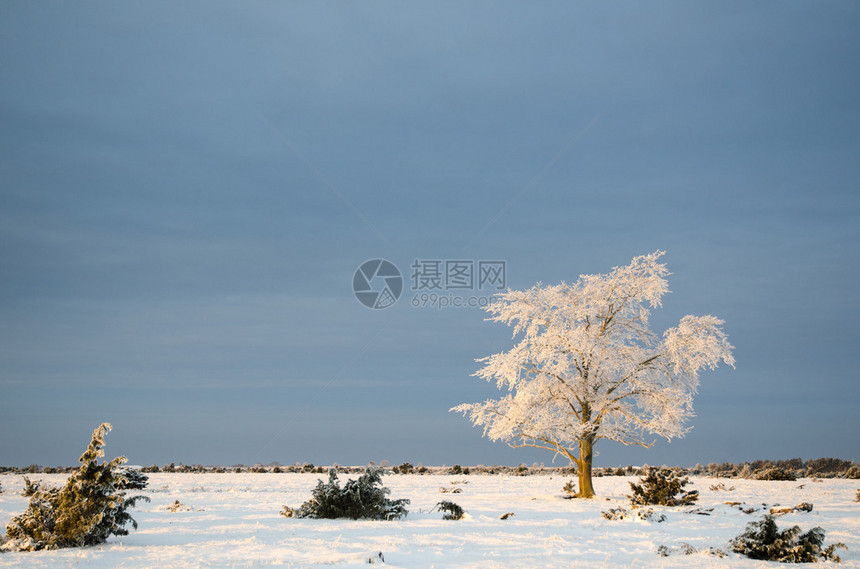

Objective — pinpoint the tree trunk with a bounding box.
[577,435,596,498]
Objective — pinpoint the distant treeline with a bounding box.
[2,457,858,479]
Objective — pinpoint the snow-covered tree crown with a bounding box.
[452,251,735,457]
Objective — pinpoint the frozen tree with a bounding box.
[452,251,734,498]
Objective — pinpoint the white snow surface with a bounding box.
[1,472,858,568]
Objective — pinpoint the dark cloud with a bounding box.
[1,2,858,466]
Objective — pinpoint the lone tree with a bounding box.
[452,251,734,498]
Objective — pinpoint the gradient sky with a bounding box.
[1,2,858,468]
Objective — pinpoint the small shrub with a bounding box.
[279,506,295,518]
[628,468,698,507]
[658,543,725,558]
[709,482,735,491]
[436,501,464,520]
[448,465,463,475]
[777,458,804,471]
[395,462,414,475]
[754,467,796,481]
[678,542,697,555]
[806,458,856,478]
[730,515,846,563]
[770,502,813,516]
[118,467,149,490]
[602,507,665,522]
[562,480,577,497]
[294,467,409,520]
[20,477,44,498]
[163,500,192,513]
[1,424,149,552]
[602,508,628,521]
[855,490,860,502]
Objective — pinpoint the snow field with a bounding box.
[1,472,858,568]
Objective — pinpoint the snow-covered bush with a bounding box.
[118,467,149,490]
[602,507,665,522]
[657,543,725,557]
[1,424,149,552]
[20,476,44,497]
[562,480,577,497]
[730,515,846,563]
[628,468,698,507]
[294,467,409,520]
[754,467,796,481]
[435,501,465,520]
[602,508,627,521]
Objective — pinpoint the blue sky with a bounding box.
[1,2,858,468]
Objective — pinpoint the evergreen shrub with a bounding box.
[294,467,409,520]
[754,467,797,481]
[730,515,846,563]
[628,468,698,507]
[436,501,464,520]
[1,424,148,552]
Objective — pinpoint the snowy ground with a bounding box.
[1,472,858,568]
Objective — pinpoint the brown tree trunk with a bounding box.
[577,435,595,498]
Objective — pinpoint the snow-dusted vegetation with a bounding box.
[453,252,735,497]
[1,471,858,568]
[1,424,148,553]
